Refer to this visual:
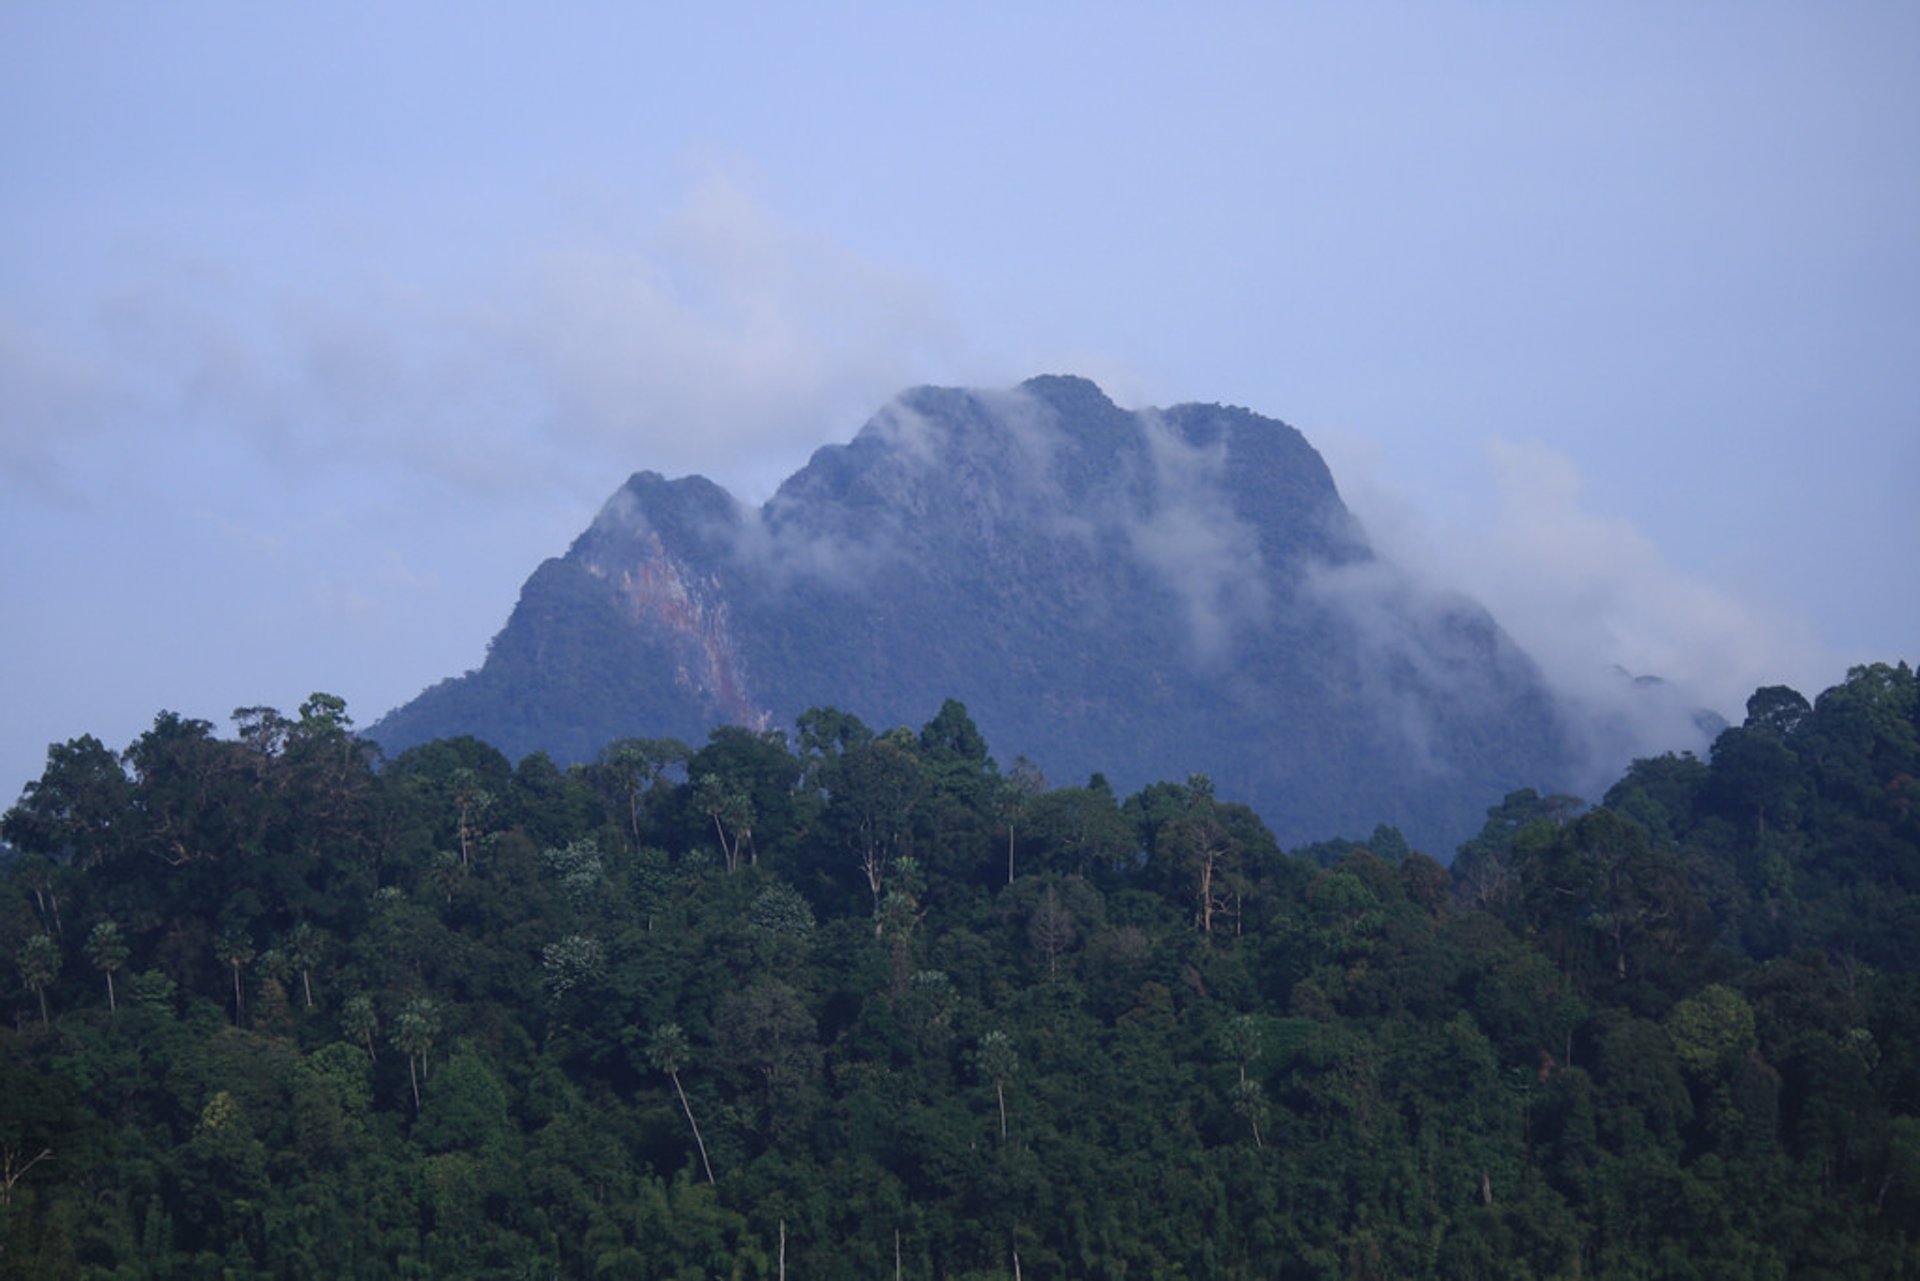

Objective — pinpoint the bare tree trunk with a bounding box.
[997,1081,1007,1144]
[672,1070,716,1184]
[105,970,116,1014]
[408,1055,422,1114]
[0,1147,54,1209]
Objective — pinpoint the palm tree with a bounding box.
[1220,1014,1267,1147]
[647,1022,715,1183]
[284,922,322,1010]
[15,934,59,1026]
[392,996,441,1115]
[213,928,255,1024]
[84,921,129,1013]
[977,1030,1018,1144]
[342,993,378,1061]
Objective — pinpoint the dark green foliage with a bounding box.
[1,664,1917,1276]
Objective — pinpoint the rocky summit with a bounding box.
[370,375,1576,852]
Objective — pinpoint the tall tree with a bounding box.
[695,773,756,872]
[15,934,59,1026]
[1219,1015,1266,1148]
[342,993,378,1061]
[392,996,442,1115]
[977,1030,1018,1145]
[84,921,128,1013]
[2,733,131,876]
[648,1022,715,1184]
[995,757,1047,885]
[283,921,323,1010]
[213,928,255,1024]
[596,737,689,846]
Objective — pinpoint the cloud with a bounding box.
[0,315,109,498]
[1320,429,1836,788]
[506,169,964,501]
[1119,410,1272,661]
[5,166,968,515]
[1303,555,1532,774]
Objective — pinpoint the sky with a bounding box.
[3,3,1916,808]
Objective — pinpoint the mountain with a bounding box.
[370,375,1576,851]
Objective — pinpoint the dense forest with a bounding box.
[2,663,1917,1279]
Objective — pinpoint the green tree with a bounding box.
[1230,1077,1269,1150]
[83,920,129,1013]
[1220,1014,1266,1147]
[976,1029,1018,1144]
[695,772,756,872]
[541,934,606,1008]
[446,767,494,870]
[15,933,59,1025]
[342,993,378,1061]
[597,736,688,845]
[214,927,255,1024]
[714,979,821,1145]
[1154,775,1248,935]
[284,920,323,1010]
[995,757,1047,885]
[824,733,928,925]
[1,733,131,875]
[392,996,442,1115]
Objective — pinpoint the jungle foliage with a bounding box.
[2,664,1918,1278]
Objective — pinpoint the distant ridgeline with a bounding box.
[371,375,1578,853]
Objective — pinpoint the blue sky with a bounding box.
[3,3,1916,805]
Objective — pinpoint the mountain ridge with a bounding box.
[370,375,1577,852]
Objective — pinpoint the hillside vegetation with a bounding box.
[3,663,1917,1278]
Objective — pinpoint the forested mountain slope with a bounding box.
[371,375,1576,852]
[3,662,1917,1277]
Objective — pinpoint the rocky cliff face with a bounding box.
[370,375,1577,852]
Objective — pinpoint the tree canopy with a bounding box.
[1,668,1917,1277]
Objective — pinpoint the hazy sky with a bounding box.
[3,3,1916,806]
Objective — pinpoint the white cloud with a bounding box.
[7,166,968,514]
[1320,427,1838,785]
[1122,410,1271,661]
[507,169,964,501]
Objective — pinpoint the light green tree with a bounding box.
[541,934,606,1007]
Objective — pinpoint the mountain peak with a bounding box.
[371,376,1574,850]
[1017,372,1119,409]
